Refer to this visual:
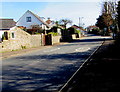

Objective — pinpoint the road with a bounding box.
[1,36,111,92]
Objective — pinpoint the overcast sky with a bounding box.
[1,0,103,27]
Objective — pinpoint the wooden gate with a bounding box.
[45,34,52,45]
[41,34,52,46]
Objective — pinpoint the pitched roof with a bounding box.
[71,25,83,29]
[0,19,16,30]
[26,10,50,28]
[46,18,53,25]
[87,25,98,28]
[70,25,86,31]
[46,19,52,24]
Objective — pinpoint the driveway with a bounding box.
[1,36,111,92]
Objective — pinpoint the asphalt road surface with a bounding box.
[1,36,111,92]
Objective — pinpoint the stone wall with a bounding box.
[30,35,42,47]
[52,36,61,45]
[0,27,61,52]
[72,34,76,39]
[0,27,42,52]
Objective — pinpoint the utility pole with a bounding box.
[79,17,83,27]
[79,17,80,27]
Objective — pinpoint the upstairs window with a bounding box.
[26,17,31,22]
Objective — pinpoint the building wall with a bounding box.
[0,31,4,42]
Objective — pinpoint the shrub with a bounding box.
[48,32,59,36]
[75,29,81,34]
[34,32,41,34]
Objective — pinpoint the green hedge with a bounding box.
[48,32,59,36]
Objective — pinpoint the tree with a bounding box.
[96,15,106,30]
[59,19,72,29]
[117,1,120,29]
[96,1,118,35]
[102,1,114,29]
[55,21,59,27]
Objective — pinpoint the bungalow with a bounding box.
[0,19,16,30]
[70,25,86,36]
[16,10,50,33]
[0,19,16,42]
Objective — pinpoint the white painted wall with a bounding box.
[16,11,45,29]
[0,31,4,42]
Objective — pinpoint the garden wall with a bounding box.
[52,35,61,45]
[0,27,42,52]
[0,27,61,52]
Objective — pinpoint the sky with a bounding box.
[0,0,103,27]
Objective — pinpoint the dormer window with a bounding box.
[26,17,31,22]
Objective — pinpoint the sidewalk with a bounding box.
[60,39,120,92]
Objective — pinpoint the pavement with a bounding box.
[59,39,120,92]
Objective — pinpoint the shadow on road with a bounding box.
[2,36,108,92]
[15,51,91,61]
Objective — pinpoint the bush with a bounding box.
[75,29,81,34]
[88,28,100,35]
[48,32,59,36]
[67,27,81,35]
[34,32,41,35]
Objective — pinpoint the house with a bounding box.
[0,19,16,30]
[0,19,16,42]
[16,10,50,33]
[45,18,62,35]
[70,25,86,36]
[46,18,56,27]
[87,25,99,32]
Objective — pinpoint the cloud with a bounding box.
[39,2,101,27]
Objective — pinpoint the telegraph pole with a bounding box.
[79,17,80,27]
[79,17,83,27]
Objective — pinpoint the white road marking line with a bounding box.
[43,48,60,53]
[75,47,90,52]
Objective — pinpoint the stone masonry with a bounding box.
[0,27,61,52]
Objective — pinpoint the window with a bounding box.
[11,32,15,38]
[26,17,31,22]
[4,32,8,40]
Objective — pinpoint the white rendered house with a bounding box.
[16,10,50,30]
